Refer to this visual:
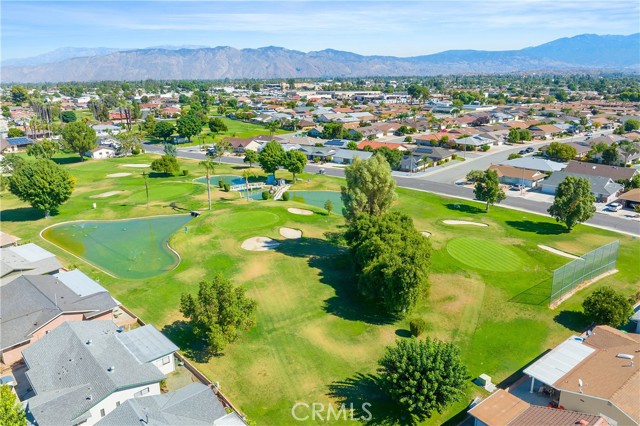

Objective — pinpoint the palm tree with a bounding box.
[199,158,216,211]
[265,120,279,136]
[618,140,640,165]
[242,168,256,201]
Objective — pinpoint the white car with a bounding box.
[606,203,622,212]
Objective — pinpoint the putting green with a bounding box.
[42,215,192,279]
[447,237,522,272]
[214,211,280,232]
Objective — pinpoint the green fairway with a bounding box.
[42,215,193,279]
[446,237,523,272]
[2,153,638,426]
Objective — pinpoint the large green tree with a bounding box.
[473,169,506,212]
[583,287,633,327]
[150,155,180,175]
[283,150,308,182]
[10,85,28,105]
[546,142,577,162]
[258,140,285,178]
[153,121,175,142]
[0,384,26,426]
[9,159,75,216]
[374,147,403,169]
[623,119,640,132]
[62,121,97,160]
[346,212,431,315]
[548,176,596,231]
[60,110,77,123]
[180,275,257,356]
[378,338,469,421]
[243,150,259,168]
[208,117,228,135]
[341,155,396,221]
[26,139,58,159]
[176,114,202,142]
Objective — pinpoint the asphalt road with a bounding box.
[144,142,640,236]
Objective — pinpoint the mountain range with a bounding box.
[2,34,638,83]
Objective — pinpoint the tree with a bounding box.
[150,155,180,175]
[153,121,175,142]
[10,85,28,104]
[378,338,469,421]
[258,140,285,178]
[265,120,280,136]
[546,141,577,162]
[346,141,359,150]
[62,121,97,160]
[473,169,506,211]
[0,384,27,426]
[142,114,157,134]
[114,131,143,157]
[283,150,308,182]
[623,119,640,132]
[324,199,333,215]
[212,138,232,164]
[582,287,633,327]
[200,157,216,210]
[176,114,202,142]
[7,127,24,138]
[407,85,430,103]
[179,275,257,356]
[208,117,228,135]
[321,122,344,139]
[0,154,26,174]
[26,139,58,159]
[346,212,431,315]
[601,145,618,165]
[374,147,403,170]
[341,155,396,221]
[243,150,259,168]
[508,153,523,160]
[164,142,177,157]
[507,128,521,144]
[617,140,640,165]
[548,176,596,231]
[60,110,77,123]
[9,159,75,217]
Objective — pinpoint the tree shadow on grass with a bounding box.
[327,372,415,426]
[0,206,44,222]
[554,310,590,332]
[275,238,396,325]
[52,156,83,165]
[506,220,568,235]
[161,320,214,363]
[445,203,484,215]
[395,329,412,338]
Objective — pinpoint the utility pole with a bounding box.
[142,171,149,208]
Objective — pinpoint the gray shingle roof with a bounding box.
[0,275,118,350]
[96,383,238,426]
[0,243,62,286]
[116,325,179,363]
[23,321,167,426]
[542,171,623,196]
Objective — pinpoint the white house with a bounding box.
[87,146,116,159]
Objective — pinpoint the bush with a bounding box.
[218,180,224,188]
[508,153,523,160]
[223,183,230,192]
[481,145,490,152]
[131,146,141,155]
[281,191,290,201]
[182,169,189,176]
[409,318,426,337]
[451,154,458,160]
[261,190,270,200]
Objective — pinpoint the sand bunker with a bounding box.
[241,237,280,251]
[538,245,580,259]
[107,172,132,178]
[280,227,302,239]
[288,208,313,216]
[90,191,125,198]
[442,220,488,227]
[122,163,150,168]
[421,231,431,237]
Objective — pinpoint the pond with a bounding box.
[42,215,193,279]
[194,175,246,186]
[289,191,344,213]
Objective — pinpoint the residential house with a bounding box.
[298,146,336,162]
[499,157,567,173]
[306,127,324,138]
[455,135,494,151]
[522,326,639,426]
[0,243,63,286]
[618,188,640,209]
[529,124,563,139]
[564,160,637,182]
[0,231,20,248]
[324,139,351,149]
[0,273,118,365]
[488,164,547,188]
[413,146,455,163]
[87,146,116,160]
[297,119,316,130]
[23,321,178,426]
[227,137,261,153]
[351,126,383,139]
[357,141,408,151]
[540,171,623,203]
[468,389,611,426]
[96,383,247,426]
[331,149,373,165]
[0,136,34,153]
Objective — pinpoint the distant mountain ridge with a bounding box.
[2,33,638,83]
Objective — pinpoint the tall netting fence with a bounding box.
[550,240,620,306]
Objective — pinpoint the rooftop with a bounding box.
[564,160,637,181]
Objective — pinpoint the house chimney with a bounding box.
[86,340,92,345]
[108,366,115,372]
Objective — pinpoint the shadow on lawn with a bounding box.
[506,220,568,235]
[327,372,414,426]
[554,310,590,332]
[162,321,214,363]
[52,156,83,165]
[0,206,45,222]
[509,277,551,306]
[275,238,395,325]
[445,203,484,215]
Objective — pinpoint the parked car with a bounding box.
[510,184,525,191]
[206,148,216,157]
[525,147,535,153]
[317,168,326,175]
[605,202,622,212]
[518,150,527,155]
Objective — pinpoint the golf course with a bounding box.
[2,152,638,426]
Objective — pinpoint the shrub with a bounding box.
[281,191,290,201]
[451,154,458,160]
[409,318,426,337]
[481,145,490,152]
[218,180,224,188]
[182,169,189,176]
[261,190,270,200]
[223,183,230,192]
[131,146,141,155]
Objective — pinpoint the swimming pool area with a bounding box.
[42,214,193,279]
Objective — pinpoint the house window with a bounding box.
[134,387,150,397]
[161,355,171,365]
[100,409,105,418]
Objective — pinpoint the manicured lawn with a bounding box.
[1,153,638,426]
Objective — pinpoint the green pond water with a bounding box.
[42,215,193,279]
[289,191,344,213]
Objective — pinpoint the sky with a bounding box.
[2,0,639,60]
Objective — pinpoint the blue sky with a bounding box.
[2,0,639,60]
